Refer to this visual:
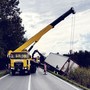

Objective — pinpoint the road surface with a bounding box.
[0,68,82,90]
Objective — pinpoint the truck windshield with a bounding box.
[9,53,30,59]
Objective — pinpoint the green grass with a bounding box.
[67,67,90,89]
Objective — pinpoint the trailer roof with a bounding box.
[45,53,69,69]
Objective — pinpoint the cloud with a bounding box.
[19,0,90,14]
[19,0,90,55]
[79,33,90,50]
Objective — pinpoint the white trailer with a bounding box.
[45,53,78,74]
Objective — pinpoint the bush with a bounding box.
[67,67,90,88]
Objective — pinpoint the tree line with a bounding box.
[0,0,26,69]
[64,50,90,67]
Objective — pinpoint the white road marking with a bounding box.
[0,74,9,80]
[49,73,82,90]
[28,75,31,90]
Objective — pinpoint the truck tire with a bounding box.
[27,70,30,75]
[11,70,15,75]
[30,65,36,73]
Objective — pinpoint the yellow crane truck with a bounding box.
[7,7,75,75]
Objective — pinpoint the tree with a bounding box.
[64,50,90,67]
[0,0,26,58]
[0,0,26,69]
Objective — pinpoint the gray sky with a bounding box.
[19,0,90,55]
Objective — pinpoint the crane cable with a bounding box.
[70,14,75,54]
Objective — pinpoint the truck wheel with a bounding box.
[11,70,15,75]
[33,66,36,73]
[27,70,30,75]
[30,65,36,73]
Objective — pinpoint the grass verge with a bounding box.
[48,70,90,90]
[0,70,8,78]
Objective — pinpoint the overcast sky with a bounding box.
[19,0,90,55]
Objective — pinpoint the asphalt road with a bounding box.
[0,68,82,90]
[0,74,29,90]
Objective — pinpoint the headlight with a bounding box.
[11,67,14,69]
[25,68,27,69]
[23,67,27,69]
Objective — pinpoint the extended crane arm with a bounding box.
[14,7,75,52]
[32,50,45,63]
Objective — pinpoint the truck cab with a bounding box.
[8,51,32,75]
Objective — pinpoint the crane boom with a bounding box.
[14,7,75,52]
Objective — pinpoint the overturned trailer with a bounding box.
[45,53,78,75]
